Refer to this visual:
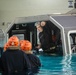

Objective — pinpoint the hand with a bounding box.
[50,46,56,50]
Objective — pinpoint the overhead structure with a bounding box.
[5,14,76,55]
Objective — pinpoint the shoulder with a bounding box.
[18,50,28,56]
[28,54,40,60]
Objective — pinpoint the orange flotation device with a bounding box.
[8,36,19,47]
[20,40,32,51]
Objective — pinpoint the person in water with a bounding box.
[20,40,41,68]
[1,36,31,74]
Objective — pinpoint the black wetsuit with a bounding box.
[27,54,41,74]
[39,30,54,52]
[1,49,31,73]
[42,22,52,41]
[42,21,61,45]
[0,57,3,72]
[27,54,41,68]
[39,21,61,53]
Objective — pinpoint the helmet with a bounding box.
[4,42,9,51]
[19,40,26,46]
[20,40,32,51]
[8,36,19,47]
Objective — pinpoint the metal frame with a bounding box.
[68,30,76,54]
[50,16,67,55]
[5,14,76,55]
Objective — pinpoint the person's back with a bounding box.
[1,36,31,73]
[27,53,41,68]
[26,53,41,74]
[20,40,41,68]
[1,49,31,72]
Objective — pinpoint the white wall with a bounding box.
[0,0,74,31]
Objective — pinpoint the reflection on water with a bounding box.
[0,54,76,75]
[61,55,72,75]
[37,54,76,75]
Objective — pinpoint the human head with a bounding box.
[20,40,32,51]
[41,21,46,27]
[19,40,26,46]
[8,35,19,47]
[35,22,43,32]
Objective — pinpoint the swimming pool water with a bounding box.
[0,54,76,75]
[36,54,76,75]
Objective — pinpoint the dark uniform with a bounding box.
[41,21,62,55]
[41,21,52,41]
[26,54,41,74]
[0,57,3,72]
[27,54,41,68]
[39,30,55,53]
[1,49,31,73]
[44,21,61,45]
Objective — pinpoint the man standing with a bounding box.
[35,22,55,53]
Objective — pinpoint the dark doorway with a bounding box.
[7,22,37,49]
[7,21,63,55]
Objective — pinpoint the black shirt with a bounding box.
[27,54,41,68]
[42,21,61,45]
[39,30,53,50]
[1,49,31,73]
